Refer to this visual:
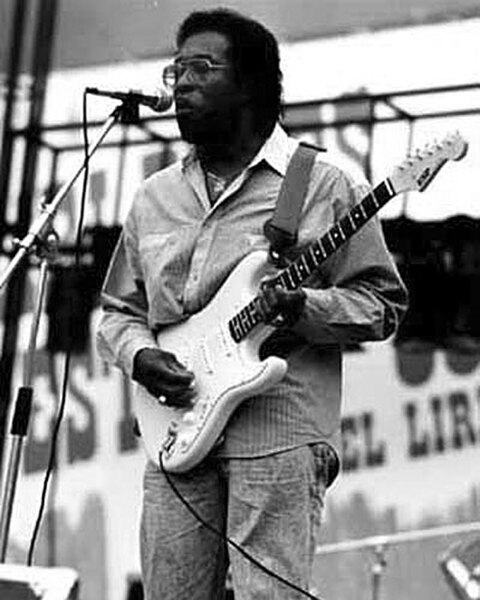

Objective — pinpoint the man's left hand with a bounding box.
[256,281,306,327]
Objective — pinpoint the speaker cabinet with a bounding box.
[0,564,79,600]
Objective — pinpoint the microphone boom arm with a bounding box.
[0,103,125,291]
[85,86,173,113]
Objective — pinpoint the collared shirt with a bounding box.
[97,124,408,461]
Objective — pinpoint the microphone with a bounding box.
[85,87,173,113]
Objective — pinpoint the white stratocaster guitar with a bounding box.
[134,132,468,473]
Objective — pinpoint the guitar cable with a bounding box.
[28,90,91,564]
[159,454,323,600]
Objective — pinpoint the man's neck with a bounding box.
[198,124,269,180]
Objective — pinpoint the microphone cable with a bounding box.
[159,454,323,600]
[27,89,91,565]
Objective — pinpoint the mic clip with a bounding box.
[116,99,140,124]
[84,88,141,124]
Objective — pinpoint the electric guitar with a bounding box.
[134,133,468,473]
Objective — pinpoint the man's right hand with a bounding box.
[132,348,196,408]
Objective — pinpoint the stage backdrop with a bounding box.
[1,17,479,600]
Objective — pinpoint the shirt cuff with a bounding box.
[120,337,159,379]
[292,287,340,345]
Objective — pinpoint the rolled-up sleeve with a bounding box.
[96,208,158,378]
[293,166,409,346]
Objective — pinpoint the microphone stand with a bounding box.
[371,543,387,600]
[0,99,139,561]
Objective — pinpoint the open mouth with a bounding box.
[175,105,195,115]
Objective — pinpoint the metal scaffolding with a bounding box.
[1,79,479,463]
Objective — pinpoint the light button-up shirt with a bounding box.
[97,124,408,460]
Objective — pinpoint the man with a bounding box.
[97,8,408,600]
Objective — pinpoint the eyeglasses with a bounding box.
[162,58,229,89]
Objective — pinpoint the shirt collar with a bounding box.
[181,123,298,177]
[248,123,298,176]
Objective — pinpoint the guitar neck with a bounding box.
[228,178,396,343]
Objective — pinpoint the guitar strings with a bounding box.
[159,454,323,600]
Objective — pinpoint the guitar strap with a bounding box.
[263,141,323,265]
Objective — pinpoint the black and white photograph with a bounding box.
[0,1,479,599]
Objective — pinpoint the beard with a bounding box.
[176,106,241,152]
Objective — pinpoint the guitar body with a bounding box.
[133,250,288,473]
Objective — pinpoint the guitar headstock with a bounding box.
[389,132,468,194]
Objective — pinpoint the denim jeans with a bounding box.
[140,443,333,600]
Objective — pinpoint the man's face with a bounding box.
[173,31,247,146]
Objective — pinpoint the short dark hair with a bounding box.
[176,8,283,137]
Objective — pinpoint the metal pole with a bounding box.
[371,544,387,600]
[0,0,30,224]
[0,0,58,476]
[0,101,132,560]
[0,257,51,560]
[316,521,480,556]
[0,0,31,474]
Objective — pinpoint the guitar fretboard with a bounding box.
[228,179,396,342]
